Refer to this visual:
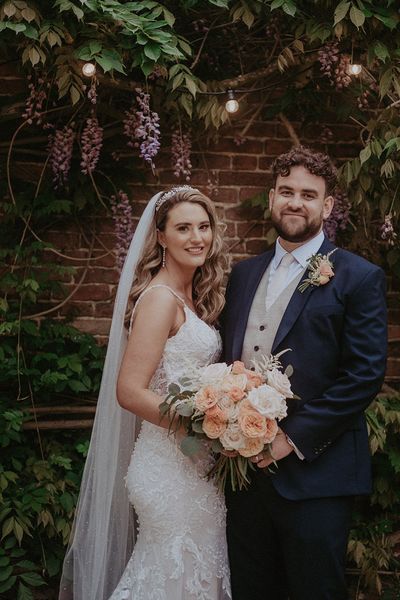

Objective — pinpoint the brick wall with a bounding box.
[1,62,398,384]
[40,118,359,335]
[44,122,398,385]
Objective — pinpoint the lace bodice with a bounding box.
[130,284,222,396]
[109,285,230,600]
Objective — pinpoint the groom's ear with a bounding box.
[269,188,275,211]
[323,195,334,220]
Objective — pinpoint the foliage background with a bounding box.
[1,0,399,598]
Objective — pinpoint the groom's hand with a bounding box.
[251,428,293,469]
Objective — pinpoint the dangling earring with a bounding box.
[162,246,166,268]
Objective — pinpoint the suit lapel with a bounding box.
[232,250,273,360]
[272,237,337,353]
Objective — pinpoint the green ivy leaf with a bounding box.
[282,1,297,17]
[359,145,371,164]
[0,575,16,594]
[17,581,34,600]
[143,42,161,61]
[349,6,365,27]
[333,1,350,26]
[374,41,390,62]
[0,565,13,582]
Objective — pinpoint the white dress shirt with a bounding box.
[267,230,325,291]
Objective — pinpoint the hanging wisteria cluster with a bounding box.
[318,42,351,90]
[123,89,161,170]
[48,125,75,189]
[80,117,103,175]
[110,190,134,270]
[87,79,98,105]
[22,76,47,126]
[323,190,351,242]
[171,128,192,180]
[380,215,397,245]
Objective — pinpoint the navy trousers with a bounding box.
[226,472,353,600]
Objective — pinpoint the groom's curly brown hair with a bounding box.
[271,145,337,196]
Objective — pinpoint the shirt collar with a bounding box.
[275,231,325,269]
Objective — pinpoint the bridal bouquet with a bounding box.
[159,352,295,491]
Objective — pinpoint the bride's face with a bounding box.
[158,201,213,270]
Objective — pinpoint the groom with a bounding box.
[221,146,387,600]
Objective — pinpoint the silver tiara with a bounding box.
[155,185,200,212]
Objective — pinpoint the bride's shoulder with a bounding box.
[129,284,184,334]
[137,283,184,306]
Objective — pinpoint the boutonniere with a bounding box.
[298,249,337,293]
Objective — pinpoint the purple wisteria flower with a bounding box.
[123,88,161,170]
[318,42,351,90]
[80,116,103,175]
[23,75,47,126]
[380,215,397,245]
[110,190,134,270]
[323,190,351,242]
[171,128,192,181]
[48,125,75,188]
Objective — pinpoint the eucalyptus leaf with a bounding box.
[180,436,202,457]
[168,383,180,395]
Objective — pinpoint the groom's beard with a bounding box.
[271,210,323,243]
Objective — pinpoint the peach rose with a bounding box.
[232,360,245,375]
[194,385,219,412]
[238,408,267,439]
[319,260,334,277]
[222,373,247,392]
[202,405,227,439]
[228,386,246,403]
[317,260,334,285]
[263,418,279,443]
[238,436,264,458]
[245,371,264,390]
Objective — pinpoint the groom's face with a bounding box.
[269,165,334,244]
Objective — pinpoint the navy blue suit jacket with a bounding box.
[221,237,387,500]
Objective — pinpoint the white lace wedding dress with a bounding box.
[109,285,231,600]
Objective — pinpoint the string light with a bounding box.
[225,89,239,113]
[82,62,96,77]
[347,63,362,76]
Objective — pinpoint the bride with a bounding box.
[59,186,231,600]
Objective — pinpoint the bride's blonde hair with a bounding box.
[130,187,228,325]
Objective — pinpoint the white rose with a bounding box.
[199,362,231,386]
[248,384,287,420]
[267,368,294,398]
[220,422,246,451]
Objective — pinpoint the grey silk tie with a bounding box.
[265,253,296,310]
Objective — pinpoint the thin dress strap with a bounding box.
[128,284,185,335]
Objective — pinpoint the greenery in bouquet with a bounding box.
[159,352,295,492]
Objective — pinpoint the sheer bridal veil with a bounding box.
[59,192,163,600]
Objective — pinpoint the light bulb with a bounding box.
[225,90,239,114]
[348,63,362,76]
[82,62,96,77]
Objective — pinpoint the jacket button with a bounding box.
[254,345,259,351]
[259,325,265,331]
